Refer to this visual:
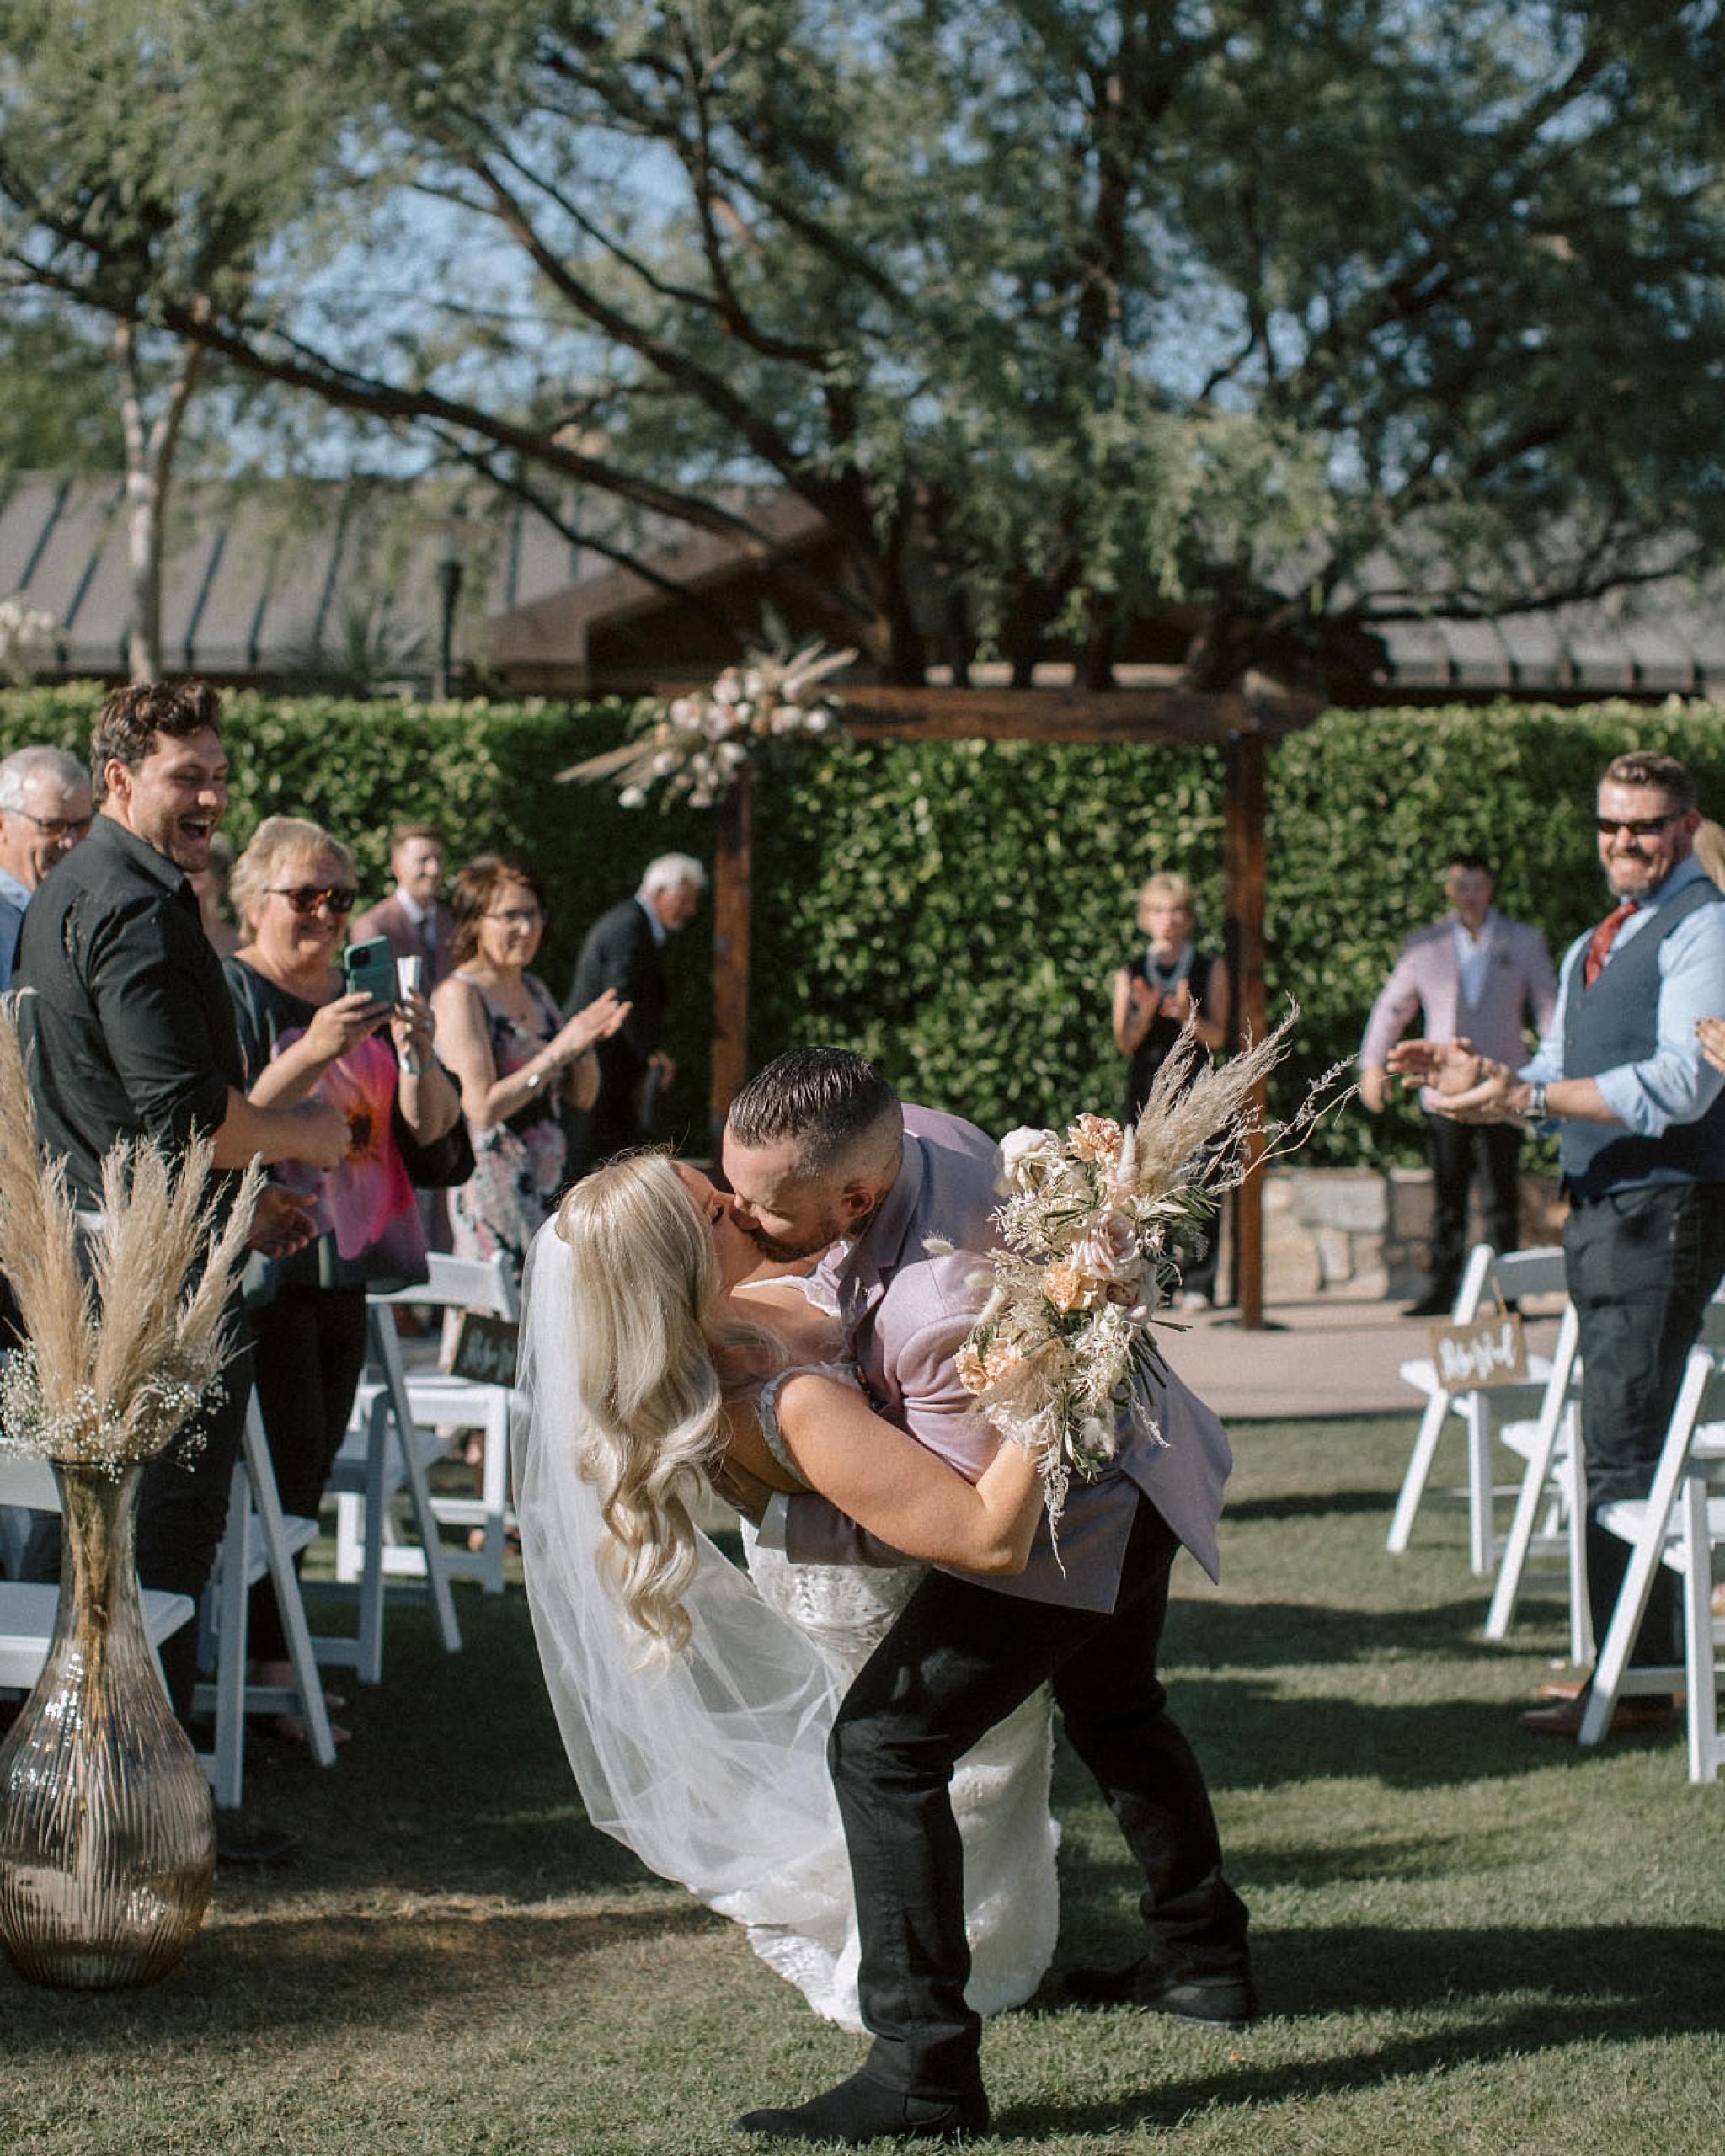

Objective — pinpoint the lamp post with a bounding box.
[433,531,464,701]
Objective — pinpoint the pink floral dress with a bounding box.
[447,971,569,1293]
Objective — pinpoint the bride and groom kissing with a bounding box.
[515,1047,1254,2144]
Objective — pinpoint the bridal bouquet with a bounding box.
[956,1013,1341,1519]
[559,636,853,809]
[0,1004,259,1470]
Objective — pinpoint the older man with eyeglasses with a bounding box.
[1391,750,1725,1741]
[0,743,93,990]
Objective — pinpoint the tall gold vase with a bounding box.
[0,1460,215,1988]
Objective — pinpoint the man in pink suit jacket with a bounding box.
[721,1049,1251,2145]
[349,821,457,990]
[1359,853,1557,1315]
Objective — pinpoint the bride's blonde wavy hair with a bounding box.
[555,1151,783,1656]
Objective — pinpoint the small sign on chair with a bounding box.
[449,1311,521,1387]
[1428,1311,1527,1389]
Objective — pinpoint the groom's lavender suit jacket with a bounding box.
[786,1106,1233,1612]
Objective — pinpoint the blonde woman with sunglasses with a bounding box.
[226,814,466,1741]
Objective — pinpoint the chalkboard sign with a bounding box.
[449,1311,521,1388]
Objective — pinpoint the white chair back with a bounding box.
[1387,1241,1567,1573]
[1583,1340,1725,1780]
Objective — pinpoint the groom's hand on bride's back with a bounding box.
[711,1457,773,1526]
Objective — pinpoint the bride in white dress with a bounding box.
[513,1152,1060,2033]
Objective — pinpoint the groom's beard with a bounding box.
[741,1197,881,1265]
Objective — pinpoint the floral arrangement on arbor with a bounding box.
[0,1006,259,1470]
[560,637,853,808]
[955,1014,1344,1521]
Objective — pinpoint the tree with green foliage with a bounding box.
[5,3,1725,691]
[0,0,345,676]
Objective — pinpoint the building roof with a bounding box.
[6,469,1725,702]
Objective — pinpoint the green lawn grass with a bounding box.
[5,1415,1722,2154]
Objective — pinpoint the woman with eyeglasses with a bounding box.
[224,814,468,1741]
[430,852,628,1294]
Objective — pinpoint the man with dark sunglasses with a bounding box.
[1391,750,1725,1741]
[13,682,347,1853]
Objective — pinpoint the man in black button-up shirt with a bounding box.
[14,681,348,1722]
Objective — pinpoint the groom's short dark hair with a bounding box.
[727,1048,902,1177]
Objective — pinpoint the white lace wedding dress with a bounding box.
[513,1225,1060,2033]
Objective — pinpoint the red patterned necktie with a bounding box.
[1583,898,1637,987]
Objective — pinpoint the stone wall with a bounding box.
[1249,1166,1567,1302]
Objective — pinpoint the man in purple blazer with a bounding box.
[349,820,456,989]
[1359,853,1557,1315]
[721,1049,1251,2145]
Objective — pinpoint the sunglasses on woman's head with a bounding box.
[268,884,359,915]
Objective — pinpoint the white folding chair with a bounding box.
[1482,1300,1592,1663]
[191,1397,337,1810]
[0,1453,195,1692]
[1386,1243,1569,1573]
[341,1251,521,1598]
[1579,1342,1725,1781]
[313,1297,464,1686]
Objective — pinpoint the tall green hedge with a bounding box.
[7,685,1721,1162]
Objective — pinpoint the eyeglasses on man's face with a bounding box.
[12,809,93,841]
[1595,814,1679,840]
[268,884,359,915]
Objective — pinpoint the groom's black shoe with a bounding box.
[1063,1958,1258,2029]
[736,2068,990,2144]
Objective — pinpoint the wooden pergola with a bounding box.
[700,677,1322,1330]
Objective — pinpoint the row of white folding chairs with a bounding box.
[0,1417,331,1812]
[3,1335,471,1808]
[1390,1246,1725,1779]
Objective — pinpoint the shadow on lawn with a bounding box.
[1,1898,724,2052]
[1004,1920,1725,2140]
[1223,1486,1404,1524]
[1075,1668,1684,1796]
[1167,1588,1493,1667]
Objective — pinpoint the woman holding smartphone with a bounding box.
[225,814,467,1741]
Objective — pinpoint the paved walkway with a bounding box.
[1158,1293,1565,1422]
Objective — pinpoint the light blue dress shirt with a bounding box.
[0,864,31,994]
[1520,855,1725,1135]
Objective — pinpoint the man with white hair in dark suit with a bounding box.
[566,851,706,1167]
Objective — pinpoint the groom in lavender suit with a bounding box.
[721,1049,1252,2145]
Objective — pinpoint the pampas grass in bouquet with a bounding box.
[0,1000,259,1472]
[957,1007,1352,1520]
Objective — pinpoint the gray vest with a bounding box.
[1561,876,1725,1199]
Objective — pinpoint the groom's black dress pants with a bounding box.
[829,1495,1249,2099]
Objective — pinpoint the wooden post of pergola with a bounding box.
[695,676,1320,1330]
[709,771,753,1121]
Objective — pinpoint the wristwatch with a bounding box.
[1525,1081,1547,1122]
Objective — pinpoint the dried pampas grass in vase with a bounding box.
[0,1000,259,1470]
[0,993,260,1992]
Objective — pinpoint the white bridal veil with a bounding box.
[515,1222,847,1910]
